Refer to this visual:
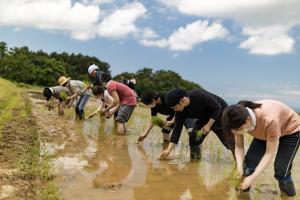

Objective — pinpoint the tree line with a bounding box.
[0,41,200,94]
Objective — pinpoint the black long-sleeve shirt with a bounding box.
[151,93,175,117]
[170,89,227,144]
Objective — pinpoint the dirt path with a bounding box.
[0,108,39,200]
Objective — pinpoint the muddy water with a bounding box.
[28,91,300,200]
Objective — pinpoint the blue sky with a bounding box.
[1,0,300,109]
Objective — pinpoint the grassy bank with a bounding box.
[0,78,60,200]
[0,78,24,136]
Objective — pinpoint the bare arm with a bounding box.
[106,91,119,110]
[249,137,279,179]
[201,118,216,134]
[104,91,120,118]
[159,142,176,160]
[240,136,279,190]
[235,134,245,177]
[138,119,154,142]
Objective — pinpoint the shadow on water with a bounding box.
[36,104,300,200]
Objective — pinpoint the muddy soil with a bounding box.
[0,109,38,200]
[28,90,300,200]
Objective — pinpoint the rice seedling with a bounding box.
[46,100,56,110]
[217,147,222,163]
[196,130,204,140]
[151,116,166,128]
[59,90,68,101]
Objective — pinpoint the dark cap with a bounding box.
[165,89,187,107]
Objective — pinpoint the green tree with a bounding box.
[0,41,7,59]
[114,68,201,96]
[0,42,111,86]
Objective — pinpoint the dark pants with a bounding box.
[188,118,235,151]
[244,132,300,182]
[161,116,196,134]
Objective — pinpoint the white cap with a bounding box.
[88,64,99,75]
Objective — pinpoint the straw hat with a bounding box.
[58,76,71,86]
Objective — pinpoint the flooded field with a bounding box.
[28,91,300,200]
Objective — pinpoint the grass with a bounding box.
[0,78,60,199]
[17,116,60,200]
[0,78,23,136]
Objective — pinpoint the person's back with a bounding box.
[51,86,70,99]
[107,81,137,106]
[177,88,227,120]
[69,80,92,96]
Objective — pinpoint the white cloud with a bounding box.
[0,0,100,41]
[141,27,159,39]
[97,2,147,39]
[158,0,300,55]
[239,25,295,55]
[140,20,228,51]
[140,38,168,48]
[81,0,113,5]
[0,0,147,41]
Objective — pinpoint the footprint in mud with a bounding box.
[103,183,122,190]
[93,180,122,190]
[254,184,279,195]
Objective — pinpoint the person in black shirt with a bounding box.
[139,91,196,149]
[159,88,235,160]
[88,64,103,86]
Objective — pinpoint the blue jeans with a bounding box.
[75,95,90,111]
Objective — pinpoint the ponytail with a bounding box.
[238,100,261,109]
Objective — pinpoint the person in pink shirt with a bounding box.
[222,99,300,196]
[101,73,137,134]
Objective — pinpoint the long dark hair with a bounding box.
[222,100,261,135]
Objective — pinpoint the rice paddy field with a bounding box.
[26,90,300,200]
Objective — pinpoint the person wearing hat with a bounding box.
[159,88,235,160]
[58,76,93,120]
[42,86,70,115]
[88,64,103,86]
[138,91,196,150]
[101,73,137,134]
[222,100,300,196]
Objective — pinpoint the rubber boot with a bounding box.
[279,180,296,196]
[190,145,201,160]
[75,107,80,120]
[78,110,84,120]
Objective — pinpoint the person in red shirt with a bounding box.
[222,100,300,196]
[101,73,137,134]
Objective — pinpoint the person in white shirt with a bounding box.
[88,86,114,119]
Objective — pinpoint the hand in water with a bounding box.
[138,134,147,142]
[159,149,171,160]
